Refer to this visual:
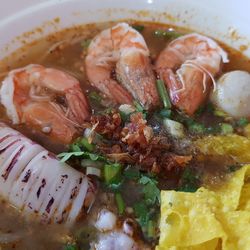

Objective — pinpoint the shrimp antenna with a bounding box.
[50,103,84,129]
[184,60,217,92]
[175,68,186,94]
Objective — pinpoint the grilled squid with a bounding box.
[0,123,96,224]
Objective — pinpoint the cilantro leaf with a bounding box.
[139,175,160,205]
[89,91,102,103]
[143,182,160,205]
[57,151,106,163]
[139,176,151,185]
[57,152,85,162]
[63,244,78,250]
[139,175,157,185]
[237,117,249,127]
[89,153,100,161]
[133,202,149,227]
[124,168,140,180]
[70,143,82,152]
[178,168,200,192]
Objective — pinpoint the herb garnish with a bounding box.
[178,168,200,192]
[58,151,106,163]
[156,80,172,109]
[236,117,249,127]
[81,39,91,49]
[123,167,160,240]
[133,101,148,119]
[132,25,145,32]
[154,29,182,39]
[89,91,102,104]
[63,244,78,250]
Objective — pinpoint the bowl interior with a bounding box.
[0,0,250,60]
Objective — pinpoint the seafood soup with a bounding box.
[0,21,250,250]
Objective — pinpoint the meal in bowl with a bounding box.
[0,20,250,250]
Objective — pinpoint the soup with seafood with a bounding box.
[0,21,250,250]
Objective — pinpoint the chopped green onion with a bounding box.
[133,101,147,118]
[220,123,234,134]
[119,104,136,122]
[132,25,144,32]
[103,163,122,184]
[133,101,144,112]
[156,80,172,109]
[188,122,205,134]
[119,104,135,115]
[159,108,172,118]
[78,138,95,152]
[154,29,182,39]
[81,39,91,49]
[214,109,228,117]
[86,167,101,177]
[70,144,81,152]
[237,117,249,127]
[163,118,185,138]
[119,111,130,123]
[115,193,125,214]
[205,126,221,134]
[147,220,156,238]
[89,91,102,103]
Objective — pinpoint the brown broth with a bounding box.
[0,20,250,250]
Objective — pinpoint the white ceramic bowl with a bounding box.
[0,0,250,61]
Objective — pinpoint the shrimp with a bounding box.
[85,22,159,110]
[0,123,96,224]
[155,33,228,115]
[0,64,90,144]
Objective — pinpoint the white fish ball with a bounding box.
[211,70,250,118]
